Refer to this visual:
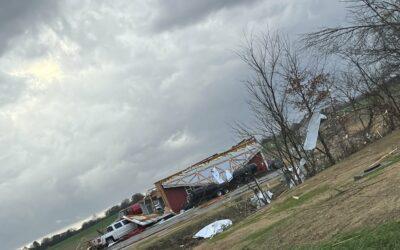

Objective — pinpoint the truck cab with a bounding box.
[99,219,137,246]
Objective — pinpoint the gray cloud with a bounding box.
[0,73,26,106]
[0,0,60,55]
[0,1,347,249]
[149,0,260,32]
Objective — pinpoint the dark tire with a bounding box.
[106,237,115,246]
[217,190,223,196]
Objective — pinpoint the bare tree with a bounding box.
[282,48,336,165]
[305,0,400,70]
[235,30,342,181]
[305,0,400,130]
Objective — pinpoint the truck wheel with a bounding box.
[106,237,115,246]
[217,190,223,196]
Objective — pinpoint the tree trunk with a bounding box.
[318,132,335,165]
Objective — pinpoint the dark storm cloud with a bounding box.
[0,0,60,55]
[150,0,260,32]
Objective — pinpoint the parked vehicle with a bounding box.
[230,163,258,185]
[184,163,262,210]
[90,219,137,248]
[89,203,175,249]
[184,182,229,209]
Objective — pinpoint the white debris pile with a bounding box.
[193,219,233,239]
[250,190,273,208]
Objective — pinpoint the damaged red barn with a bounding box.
[154,138,270,213]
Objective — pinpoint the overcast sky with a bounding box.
[0,1,347,249]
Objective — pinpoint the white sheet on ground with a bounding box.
[193,219,233,239]
[304,112,327,150]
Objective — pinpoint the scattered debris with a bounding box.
[285,164,306,188]
[250,189,273,208]
[292,196,299,200]
[353,148,398,181]
[123,212,174,226]
[193,219,233,239]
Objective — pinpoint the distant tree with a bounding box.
[40,237,51,248]
[132,193,144,203]
[120,198,131,209]
[31,241,40,249]
[105,205,120,216]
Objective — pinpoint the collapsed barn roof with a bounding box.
[158,138,261,188]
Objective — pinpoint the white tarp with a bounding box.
[193,219,233,239]
[303,112,327,150]
[211,167,224,184]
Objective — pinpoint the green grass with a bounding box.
[209,212,264,243]
[243,216,293,249]
[271,185,330,214]
[296,220,400,249]
[364,168,385,180]
[364,152,400,181]
[48,213,118,250]
[385,152,400,167]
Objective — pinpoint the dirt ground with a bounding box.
[196,130,400,250]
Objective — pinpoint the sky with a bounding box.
[0,1,347,249]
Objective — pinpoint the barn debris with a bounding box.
[354,147,398,180]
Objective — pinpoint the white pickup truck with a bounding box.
[91,219,136,248]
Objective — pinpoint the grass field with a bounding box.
[48,213,118,250]
[298,220,400,249]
